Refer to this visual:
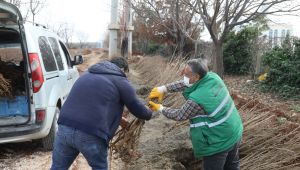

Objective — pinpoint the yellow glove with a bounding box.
[148,86,167,102]
[148,101,164,112]
[258,73,267,82]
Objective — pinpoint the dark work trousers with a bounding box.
[202,140,241,170]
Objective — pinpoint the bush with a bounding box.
[223,26,261,75]
[133,42,174,57]
[147,43,161,54]
[223,17,269,75]
[261,37,300,99]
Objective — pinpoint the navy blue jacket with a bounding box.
[58,61,152,143]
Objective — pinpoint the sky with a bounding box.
[33,0,112,42]
[19,0,300,42]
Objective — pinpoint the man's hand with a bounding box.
[122,109,129,118]
[120,117,130,129]
[148,101,164,112]
[148,86,167,102]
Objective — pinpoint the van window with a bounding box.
[48,37,64,71]
[38,36,57,72]
[59,41,72,68]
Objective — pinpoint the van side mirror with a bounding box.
[72,55,83,65]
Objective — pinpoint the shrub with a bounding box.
[223,26,261,75]
[261,37,300,99]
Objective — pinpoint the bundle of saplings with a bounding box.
[0,73,12,98]
[0,58,25,97]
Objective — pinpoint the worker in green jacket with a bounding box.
[148,58,243,170]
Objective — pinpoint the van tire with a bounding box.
[41,107,59,150]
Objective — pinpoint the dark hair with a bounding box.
[110,57,129,72]
[187,58,208,78]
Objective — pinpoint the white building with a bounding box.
[262,23,293,47]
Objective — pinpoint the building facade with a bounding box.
[262,23,293,47]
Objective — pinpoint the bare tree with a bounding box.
[4,0,29,22]
[184,0,300,77]
[4,0,21,8]
[29,0,45,24]
[55,23,74,48]
[22,9,30,22]
[77,31,89,49]
[132,0,202,56]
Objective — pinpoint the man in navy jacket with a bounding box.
[51,57,152,170]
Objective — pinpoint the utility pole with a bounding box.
[120,0,134,58]
[127,0,133,57]
[109,0,119,58]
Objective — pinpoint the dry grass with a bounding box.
[80,49,92,55]
[130,55,300,170]
[131,56,186,108]
[233,94,300,170]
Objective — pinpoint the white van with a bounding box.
[0,1,83,150]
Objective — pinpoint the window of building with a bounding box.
[282,29,286,38]
[274,29,278,45]
[269,30,273,39]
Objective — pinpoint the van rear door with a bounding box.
[0,1,33,126]
[0,1,22,25]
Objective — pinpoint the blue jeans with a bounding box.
[51,125,108,170]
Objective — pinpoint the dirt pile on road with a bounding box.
[73,49,108,74]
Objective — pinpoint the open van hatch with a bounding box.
[0,1,22,26]
[0,29,30,126]
[0,1,31,126]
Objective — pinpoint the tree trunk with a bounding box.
[213,41,224,78]
[178,34,185,57]
[175,0,185,57]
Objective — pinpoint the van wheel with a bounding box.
[41,107,59,150]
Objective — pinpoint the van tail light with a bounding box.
[36,109,46,123]
[29,53,44,93]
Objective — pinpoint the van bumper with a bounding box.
[0,124,43,143]
[0,106,56,143]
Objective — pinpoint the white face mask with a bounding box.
[183,76,193,87]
